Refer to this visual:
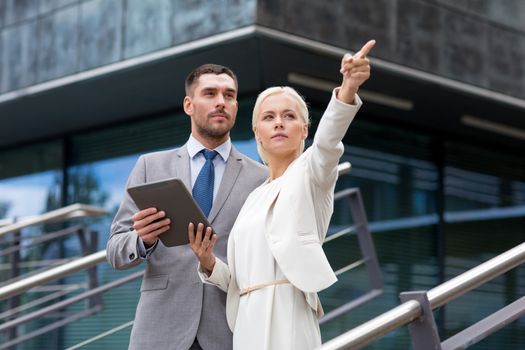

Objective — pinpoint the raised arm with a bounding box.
[308,40,375,187]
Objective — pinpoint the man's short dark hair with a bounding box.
[185,64,238,96]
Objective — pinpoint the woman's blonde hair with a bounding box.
[252,86,310,164]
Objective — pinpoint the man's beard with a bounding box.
[196,110,233,139]
[196,123,230,139]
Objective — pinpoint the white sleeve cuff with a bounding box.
[197,258,230,292]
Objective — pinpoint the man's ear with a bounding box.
[183,96,193,115]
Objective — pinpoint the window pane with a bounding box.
[0,140,63,278]
[443,141,525,349]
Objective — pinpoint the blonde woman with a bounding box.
[189,40,375,349]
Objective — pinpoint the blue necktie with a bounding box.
[192,149,219,217]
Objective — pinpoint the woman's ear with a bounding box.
[302,124,308,140]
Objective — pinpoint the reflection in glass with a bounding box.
[0,171,60,220]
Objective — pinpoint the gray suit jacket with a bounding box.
[107,144,267,350]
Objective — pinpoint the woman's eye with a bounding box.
[285,113,296,119]
[262,115,273,120]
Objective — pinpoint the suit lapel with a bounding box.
[208,146,243,223]
[174,145,192,190]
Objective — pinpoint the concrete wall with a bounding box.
[1,0,524,98]
[0,0,256,93]
[257,0,525,98]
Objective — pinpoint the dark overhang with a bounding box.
[1,25,524,151]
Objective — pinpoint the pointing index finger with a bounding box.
[354,39,376,59]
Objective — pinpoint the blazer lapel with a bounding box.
[174,145,192,190]
[208,146,243,223]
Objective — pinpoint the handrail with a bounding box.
[428,243,525,309]
[0,250,107,301]
[337,161,351,176]
[0,203,107,238]
[320,241,525,349]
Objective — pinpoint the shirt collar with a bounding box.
[187,134,231,161]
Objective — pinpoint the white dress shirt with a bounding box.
[186,134,231,201]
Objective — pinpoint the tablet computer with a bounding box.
[127,177,211,247]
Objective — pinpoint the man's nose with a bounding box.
[215,93,226,107]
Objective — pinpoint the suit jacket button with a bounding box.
[129,253,135,260]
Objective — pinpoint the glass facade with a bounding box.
[317,112,525,349]
[320,115,440,348]
[0,140,63,215]
[0,97,524,349]
[0,141,64,285]
[441,142,525,349]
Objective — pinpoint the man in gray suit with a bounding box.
[107,64,267,350]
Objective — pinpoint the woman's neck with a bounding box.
[266,153,298,180]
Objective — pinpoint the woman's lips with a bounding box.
[271,133,288,139]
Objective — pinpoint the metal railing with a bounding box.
[0,270,144,350]
[0,250,107,301]
[0,203,107,237]
[0,203,108,349]
[320,187,383,324]
[320,242,525,349]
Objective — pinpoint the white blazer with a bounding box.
[200,89,362,331]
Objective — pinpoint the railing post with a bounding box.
[320,188,384,324]
[87,230,101,308]
[349,190,383,290]
[7,221,20,350]
[320,243,525,349]
[76,229,101,308]
[399,291,442,350]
